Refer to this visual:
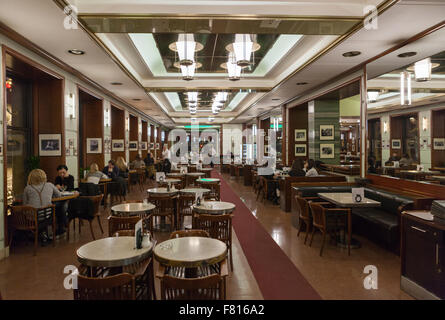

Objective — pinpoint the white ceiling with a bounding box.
[0,0,444,127]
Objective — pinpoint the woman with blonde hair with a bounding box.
[86,163,108,184]
[116,156,129,178]
[23,169,67,235]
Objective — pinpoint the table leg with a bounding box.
[348,208,351,256]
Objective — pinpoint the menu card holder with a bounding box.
[135,219,143,249]
[352,188,364,203]
[156,172,166,182]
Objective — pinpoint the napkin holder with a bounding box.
[352,188,364,203]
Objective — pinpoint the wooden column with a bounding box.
[111,105,125,160]
[288,103,309,166]
[129,114,138,161]
[281,105,287,166]
[79,88,104,169]
[141,120,148,158]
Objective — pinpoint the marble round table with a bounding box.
[77,237,154,268]
[158,178,182,184]
[111,202,155,216]
[154,237,227,268]
[192,201,236,215]
[147,187,180,196]
[196,178,220,183]
[180,188,211,195]
[166,172,184,177]
[186,172,205,177]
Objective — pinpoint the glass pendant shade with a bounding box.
[233,34,253,67]
[227,52,241,81]
[414,58,432,82]
[187,92,198,104]
[180,63,196,81]
[400,71,412,106]
[176,34,196,66]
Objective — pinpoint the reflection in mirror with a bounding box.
[366,26,445,185]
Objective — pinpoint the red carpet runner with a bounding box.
[212,170,321,300]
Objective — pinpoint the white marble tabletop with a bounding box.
[180,188,211,194]
[154,237,227,267]
[196,178,220,183]
[192,201,236,214]
[318,192,381,208]
[158,178,182,184]
[200,168,213,171]
[166,172,185,177]
[77,237,153,268]
[186,172,206,176]
[111,202,156,215]
[147,187,180,195]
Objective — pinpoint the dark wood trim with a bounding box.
[76,83,104,101]
[2,45,8,247]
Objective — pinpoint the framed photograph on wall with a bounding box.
[129,141,138,151]
[295,144,307,156]
[149,143,155,149]
[87,138,102,154]
[140,141,147,150]
[391,139,401,149]
[39,134,61,156]
[320,143,335,159]
[295,129,307,142]
[433,138,445,150]
[319,125,334,140]
[112,139,125,152]
[155,143,160,150]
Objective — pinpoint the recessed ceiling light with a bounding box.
[397,52,417,58]
[133,99,141,101]
[296,82,308,85]
[272,98,280,101]
[111,82,123,86]
[342,51,361,57]
[68,49,85,55]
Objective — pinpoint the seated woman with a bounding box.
[289,159,305,177]
[115,156,129,196]
[86,163,108,184]
[144,152,155,179]
[23,169,65,235]
[55,165,74,191]
[399,153,413,167]
[130,154,145,169]
[304,159,319,177]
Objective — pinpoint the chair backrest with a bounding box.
[161,274,223,300]
[308,202,326,229]
[108,215,142,237]
[121,200,143,204]
[79,182,101,196]
[169,229,210,239]
[74,273,135,300]
[194,214,232,243]
[178,193,195,208]
[147,193,176,211]
[10,205,37,230]
[295,197,310,220]
[80,195,103,215]
[113,229,135,237]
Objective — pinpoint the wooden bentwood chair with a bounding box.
[308,202,348,256]
[73,273,136,300]
[9,205,56,255]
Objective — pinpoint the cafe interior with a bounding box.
[0,0,445,301]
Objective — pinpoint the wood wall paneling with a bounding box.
[432,109,445,168]
[79,89,104,170]
[111,105,125,160]
[288,103,308,166]
[129,115,138,161]
[141,120,148,158]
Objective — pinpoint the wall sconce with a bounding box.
[383,121,388,133]
[422,117,428,131]
[125,117,129,131]
[66,93,76,119]
[104,108,110,127]
[400,71,412,106]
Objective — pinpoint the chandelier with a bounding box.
[175,34,196,66]
[400,71,412,106]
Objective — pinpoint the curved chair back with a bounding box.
[296,197,311,220]
[308,202,326,229]
[161,274,223,300]
[108,215,142,237]
[169,229,210,239]
[74,273,135,300]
